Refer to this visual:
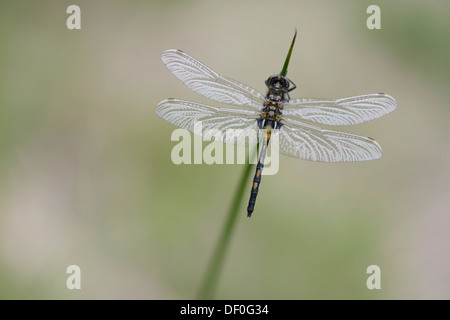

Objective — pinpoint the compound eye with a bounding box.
[271,77,281,88]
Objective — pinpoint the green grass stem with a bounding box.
[196,145,257,299]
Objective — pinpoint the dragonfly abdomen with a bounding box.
[247,122,274,217]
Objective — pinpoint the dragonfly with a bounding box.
[156,31,397,217]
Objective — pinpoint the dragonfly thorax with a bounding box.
[261,98,283,122]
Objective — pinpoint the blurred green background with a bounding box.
[0,0,449,299]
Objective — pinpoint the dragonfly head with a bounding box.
[265,75,290,92]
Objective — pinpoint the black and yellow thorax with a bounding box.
[259,75,293,128]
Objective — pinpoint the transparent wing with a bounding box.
[283,93,397,126]
[276,119,382,162]
[161,49,265,109]
[156,99,261,146]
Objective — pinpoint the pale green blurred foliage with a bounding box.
[0,0,449,299]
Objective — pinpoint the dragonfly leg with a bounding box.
[287,79,297,92]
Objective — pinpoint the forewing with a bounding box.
[283,93,397,126]
[161,50,265,109]
[277,119,382,162]
[156,99,261,146]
